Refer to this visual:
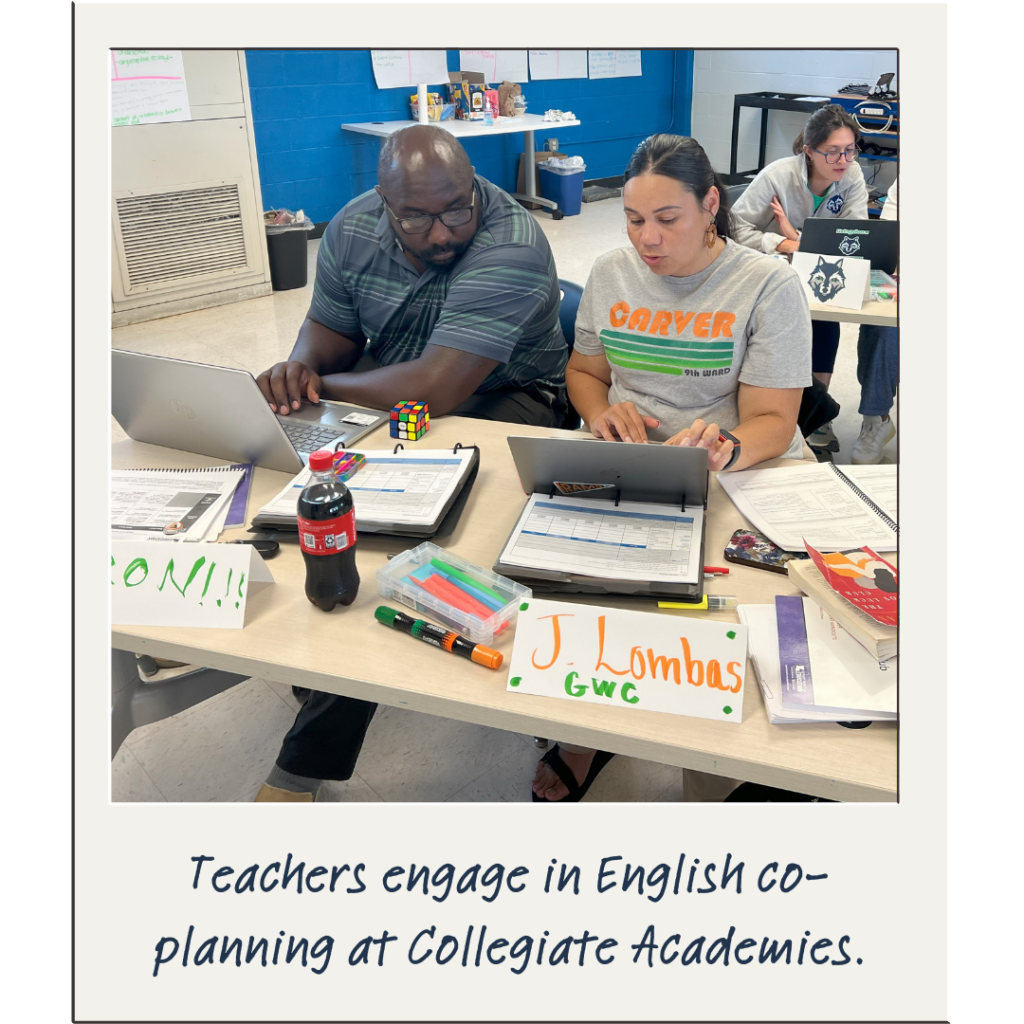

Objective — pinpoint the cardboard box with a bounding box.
[447,70,491,120]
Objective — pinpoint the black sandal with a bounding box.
[531,746,615,803]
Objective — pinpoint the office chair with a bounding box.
[111,649,247,760]
[725,182,749,204]
[558,279,585,431]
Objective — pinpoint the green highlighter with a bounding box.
[428,558,506,603]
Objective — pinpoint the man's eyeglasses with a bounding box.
[811,146,861,164]
[379,189,475,234]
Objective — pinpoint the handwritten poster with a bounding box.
[111,50,191,127]
[527,50,588,81]
[370,50,449,89]
[458,50,529,83]
[506,599,747,723]
[111,540,274,629]
[588,50,643,79]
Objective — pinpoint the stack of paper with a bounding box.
[111,466,247,544]
[718,462,897,552]
[738,597,897,724]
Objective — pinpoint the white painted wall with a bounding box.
[690,50,897,193]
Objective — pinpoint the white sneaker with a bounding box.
[851,416,896,464]
[807,420,839,452]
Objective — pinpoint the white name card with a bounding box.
[111,541,274,629]
[506,599,747,723]
[792,251,870,311]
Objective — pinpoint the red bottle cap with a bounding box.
[308,450,335,472]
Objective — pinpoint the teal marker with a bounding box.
[429,558,507,604]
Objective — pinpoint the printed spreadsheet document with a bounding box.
[499,493,704,583]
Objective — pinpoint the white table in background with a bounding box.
[809,298,897,328]
[341,113,582,216]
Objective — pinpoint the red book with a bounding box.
[804,541,897,626]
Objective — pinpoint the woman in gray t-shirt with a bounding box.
[567,134,812,472]
[533,135,812,804]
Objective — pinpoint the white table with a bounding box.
[111,416,896,802]
[808,298,897,327]
[341,113,583,216]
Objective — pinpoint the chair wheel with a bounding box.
[136,655,160,677]
[533,737,549,749]
[551,210,564,220]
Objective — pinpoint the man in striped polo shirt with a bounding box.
[256,124,568,426]
[254,126,568,803]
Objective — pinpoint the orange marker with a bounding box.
[374,606,502,670]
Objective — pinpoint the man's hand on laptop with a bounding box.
[256,361,324,415]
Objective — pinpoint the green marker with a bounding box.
[429,558,507,603]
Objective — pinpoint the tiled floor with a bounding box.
[110,197,896,803]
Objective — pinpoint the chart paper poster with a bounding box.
[111,50,190,126]
[588,50,642,79]
[459,50,529,83]
[528,50,588,80]
[370,50,449,89]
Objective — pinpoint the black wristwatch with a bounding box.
[717,428,741,471]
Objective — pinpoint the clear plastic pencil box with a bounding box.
[376,542,532,645]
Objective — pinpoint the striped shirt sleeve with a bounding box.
[427,243,555,363]
[307,222,361,336]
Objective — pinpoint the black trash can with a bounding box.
[265,221,311,290]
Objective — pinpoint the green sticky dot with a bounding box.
[519,602,529,611]
[723,706,733,715]
[216,599,221,607]
[509,676,521,687]
[235,602,240,608]
[726,630,737,639]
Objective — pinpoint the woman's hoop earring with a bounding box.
[705,217,718,249]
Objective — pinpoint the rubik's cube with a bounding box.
[390,400,429,440]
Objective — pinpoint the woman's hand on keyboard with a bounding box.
[589,401,660,443]
[256,361,323,415]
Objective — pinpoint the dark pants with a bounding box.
[811,319,841,375]
[857,325,898,417]
[275,384,566,781]
[450,385,567,427]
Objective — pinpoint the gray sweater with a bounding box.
[730,154,869,254]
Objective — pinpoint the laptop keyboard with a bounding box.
[281,420,344,453]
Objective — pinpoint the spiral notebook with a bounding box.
[718,462,896,552]
[111,466,246,543]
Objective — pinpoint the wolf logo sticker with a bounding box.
[826,194,844,214]
[838,235,861,256]
[807,256,847,303]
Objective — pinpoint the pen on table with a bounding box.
[374,606,503,669]
[658,596,738,611]
[703,566,730,575]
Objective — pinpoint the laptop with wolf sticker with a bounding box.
[799,218,897,275]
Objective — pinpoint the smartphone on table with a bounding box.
[724,528,810,574]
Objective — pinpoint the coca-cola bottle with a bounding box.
[297,450,359,611]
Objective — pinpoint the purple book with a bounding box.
[775,595,814,708]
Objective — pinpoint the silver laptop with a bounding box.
[493,435,709,599]
[112,350,389,473]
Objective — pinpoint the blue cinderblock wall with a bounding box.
[246,50,693,224]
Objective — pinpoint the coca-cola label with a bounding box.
[297,510,356,556]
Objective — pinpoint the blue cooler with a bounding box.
[538,164,585,216]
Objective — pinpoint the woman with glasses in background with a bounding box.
[731,104,867,454]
